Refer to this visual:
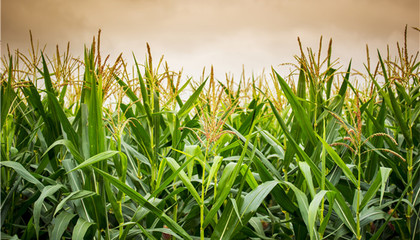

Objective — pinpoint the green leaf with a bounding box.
[34,184,63,239]
[115,74,145,114]
[68,151,119,173]
[273,69,317,145]
[165,157,202,205]
[177,79,207,119]
[299,161,316,198]
[184,145,205,179]
[54,190,97,216]
[361,167,392,210]
[284,182,309,226]
[44,139,84,164]
[230,198,243,225]
[240,164,259,190]
[379,167,392,205]
[156,157,167,190]
[206,156,223,192]
[133,55,151,117]
[316,135,357,186]
[45,91,79,147]
[409,102,420,126]
[52,211,76,240]
[151,153,196,198]
[1,57,14,130]
[0,161,44,190]
[72,217,95,240]
[308,190,329,240]
[240,181,278,221]
[226,124,297,214]
[359,207,389,228]
[104,180,124,224]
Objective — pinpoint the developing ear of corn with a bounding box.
[1,27,419,239]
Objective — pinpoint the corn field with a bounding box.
[1,28,419,240]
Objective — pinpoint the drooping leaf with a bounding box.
[34,184,64,238]
[0,161,44,190]
[72,217,95,240]
[51,211,76,240]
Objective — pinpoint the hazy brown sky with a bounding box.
[2,0,419,79]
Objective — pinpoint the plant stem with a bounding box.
[200,145,210,240]
[406,145,413,234]
[320,120,326,227]
[356,147,361,240]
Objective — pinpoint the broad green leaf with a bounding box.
[308,190,329,240]
[360,167,391,210]
[45,91,79,147]
[299,161,316,198]
[240,164,259,190]
[359,207,389,228]
[72,217,95,240]
[34,185,63,239]
[273,69,317,145]
[316,135,357,186]
[68,150,119,173]
[284,182,309,226]
[184,145,205,179]
[165,157,201,204]
[177,79,207,119]
[51,212,76,240]
[0,161,44,190]
[379,167,392,205]
[151,153,196,198]
[44,139,84,164]
[54,190,97,216]
[240,181,278,221]
[206,156,223,192]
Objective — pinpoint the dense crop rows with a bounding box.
[1,29,419,239]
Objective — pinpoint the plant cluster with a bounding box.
[1,28,419,239]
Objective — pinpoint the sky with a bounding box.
[2,0,420,80]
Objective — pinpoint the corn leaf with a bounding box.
[51,212,76,240]
[72,217,95,240]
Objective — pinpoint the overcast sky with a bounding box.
[2,0,419,79]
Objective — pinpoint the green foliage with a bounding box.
[1,29,419,239]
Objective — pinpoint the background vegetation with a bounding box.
[1,28,419,239]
